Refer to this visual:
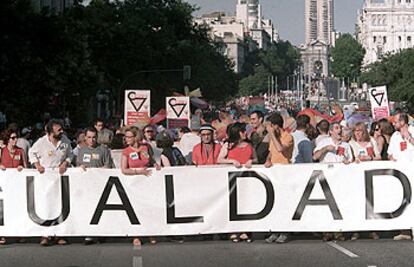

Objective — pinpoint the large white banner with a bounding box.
[0,161,413,236]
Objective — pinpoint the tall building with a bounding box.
[357,0,414,66]
[194,0,278,73]
[305,0,334,45]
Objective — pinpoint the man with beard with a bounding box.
[28,119,73,246]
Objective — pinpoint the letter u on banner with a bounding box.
[26,176,70,226]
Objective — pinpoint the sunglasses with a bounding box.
[10,136,17,140]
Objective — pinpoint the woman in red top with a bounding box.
[218,122,254,168]
[217,122,255,243]
[0,129,28,244]
[0,129,28,171]
[120,127,159,246]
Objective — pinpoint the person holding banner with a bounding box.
[387,113,414,241]
[121,127,159,246]
[28,119,73,246]
[217,122,255,243]
[0,129,28,245]
[263,113,294,244]
[349,122,381,163]
[192,124,221,165]
[0,129,28,171]
[313,122,353,164]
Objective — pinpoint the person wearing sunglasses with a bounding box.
[0,129,28,171]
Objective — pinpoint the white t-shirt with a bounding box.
[349,137,380,159]
[387,126,414,162]
[314,137,353,163]
[29,135,73,168]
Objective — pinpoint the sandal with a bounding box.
[133,238,141,246]
[229,234,239,243]
[239,233,250,242]
[0,237,6,245]
[56,238,68,245]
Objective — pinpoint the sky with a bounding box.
[186,0,365,45]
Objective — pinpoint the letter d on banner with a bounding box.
[229,171,274,221]
[365,169,412,219]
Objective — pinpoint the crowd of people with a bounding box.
[0,107,413,246]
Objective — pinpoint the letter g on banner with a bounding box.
[229,171,275,221]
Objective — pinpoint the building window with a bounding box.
[383,36,387,44]
[373,36,377,43]
[399,36,402,42]
[407,0,411,3]
[408,36,412,42]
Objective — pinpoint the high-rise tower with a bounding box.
[305,0,334,45]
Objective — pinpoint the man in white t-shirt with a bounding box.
[313,122,353,164]
[388,113,414,162]
[387,113,414,241]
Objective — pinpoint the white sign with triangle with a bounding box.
[124,90,151,126]
[369,86,390,120]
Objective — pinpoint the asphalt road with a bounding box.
[1,235,414,267]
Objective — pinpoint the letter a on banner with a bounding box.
[166,96,190,129]
[124,90,151,127]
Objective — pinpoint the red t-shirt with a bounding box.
[122,145,152,168]
[1,147,25,168]
[192,143,222,165]
[227,143,254,164]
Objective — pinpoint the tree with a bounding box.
[330,33,365,83]
[0,0,238,126]
[361,48,414,107]
[238,41,300,96]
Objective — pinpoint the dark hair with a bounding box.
[46,119,63,134]
[317,119,330,134]
[143,124,155,132]
[179,126,191,134]
[369,121,378,136]
[94,118,104,125]
[250,110,264,120]
[85,127,97,135]
[378,118,394,136]
[329,121,341,131]
[1,129,18,145]
[227,122,246,146]
[296,114,310,130]
[110,133,126,149]
[267,113,284,128]
[156,131,174,149]
[399,113,409,124]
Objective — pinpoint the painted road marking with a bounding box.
[327,241,359,258]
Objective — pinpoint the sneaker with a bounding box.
[265,233,278,243]
[40,237,51,246]
[369,232,380,240]
[322,233,333,242]
[84,237,96,245]
[275,233,288,243]
[393,234,411,241]
[350,233,359,241]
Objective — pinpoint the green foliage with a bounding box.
[238,41,300,96]
[361,48,414,104]
[330,33,365,82]
[0,0,237,126]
